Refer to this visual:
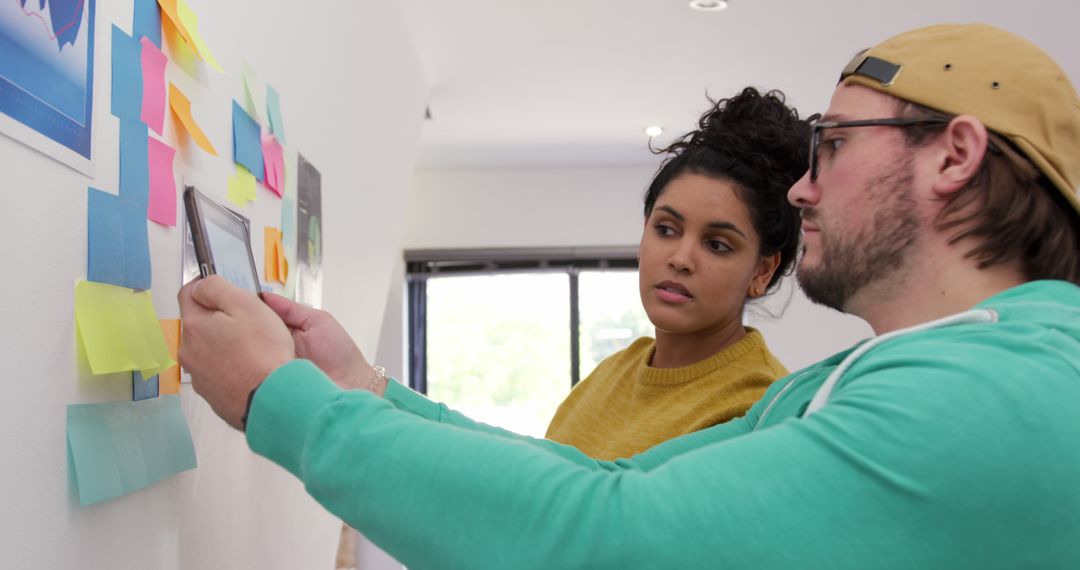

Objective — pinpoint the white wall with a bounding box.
[402,167,871,372]
[0,0,426,568]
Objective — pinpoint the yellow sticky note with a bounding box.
[177,0,223,73]
[276,238,289,283]
[227,164,257,207]
[168,84,217,156]
[158,319,182,395]
[75,282,176,378]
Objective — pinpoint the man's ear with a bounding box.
[931,115,990,198]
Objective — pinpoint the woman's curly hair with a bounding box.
[644,87,815,293]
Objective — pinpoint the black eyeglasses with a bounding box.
[808,117,951,182]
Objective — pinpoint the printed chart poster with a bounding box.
[0,0,95,174]
[296,153,323,309]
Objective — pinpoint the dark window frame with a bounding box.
[405,247,639,394]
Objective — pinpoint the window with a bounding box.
[407,249,650,437]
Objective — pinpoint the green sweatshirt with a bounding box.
[246,280,1080,569]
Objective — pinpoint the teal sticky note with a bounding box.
[267,85,286,145]
[87,187,151,290]
[66,397,196,506]
[133,0,162,48]
[232,101,264,183]
[111,25,143,122]
[281,195,296,249]
[160,396,197,474]
[120,120,150,205]
[132,371,159,401]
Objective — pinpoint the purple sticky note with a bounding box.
[140,37,168,136]
[147,138,177,226]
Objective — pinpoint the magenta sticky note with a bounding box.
[140,37,168,136]
[261,133,285,197]
[147,138,177,226]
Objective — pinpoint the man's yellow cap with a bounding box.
[841,23,1080,216]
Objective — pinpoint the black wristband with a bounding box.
[240,384,260,432]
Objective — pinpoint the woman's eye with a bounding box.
[706,240,731,253]
[655,224,676,236]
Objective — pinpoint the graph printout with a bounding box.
[0,0,96,173]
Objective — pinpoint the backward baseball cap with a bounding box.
[840,23,1080,216]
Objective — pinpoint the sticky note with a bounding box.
[74,281,176,378]
[176,0,222,72]
[168,83,217,155]
[156,0,193,46]
[147,138,177,226]
[67,396,196,506]
[267,84,286,144]
[111,25,144,123]
[119,121,150,205]
[261,133,284,196]
[232,101,263,183]
[134,0,163,48]
[140,38,168,135]
[88,187,152,290]
[132,371,160,401]
[227,163,257,207]
[264,227,288,284]
[158,319,181,395]
[242,61,262,122]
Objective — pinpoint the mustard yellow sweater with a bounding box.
[545,328,786,460]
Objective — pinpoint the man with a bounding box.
[179,23,1080,568]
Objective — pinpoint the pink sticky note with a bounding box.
[261,133,285,197]
[147,138,177,226]
[140,37,169,136]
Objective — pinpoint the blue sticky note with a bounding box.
[119,120,150,205]
[267,85,286,145]
[132,371,159,401]
[111,25,143,122]
[133,0,162,48]
[87,187,151,290]
[232,101,264,183]
[66,396,197,506]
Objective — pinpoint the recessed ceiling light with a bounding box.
[689,0,729,11]
[644,126,663,137]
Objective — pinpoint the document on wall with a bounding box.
[295,153,323,309]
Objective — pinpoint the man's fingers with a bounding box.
[262,292,317,330]
[188,275,256,316]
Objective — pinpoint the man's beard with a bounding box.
[797,158,920,312]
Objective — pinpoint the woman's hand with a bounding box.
[178,277,295,430]
[261,293,387,396]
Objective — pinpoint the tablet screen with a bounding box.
[204,216,258,292]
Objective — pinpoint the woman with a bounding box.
[545,87,811,459]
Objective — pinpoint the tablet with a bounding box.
[183,186,261,294]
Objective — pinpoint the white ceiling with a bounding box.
[403,0,1080,170]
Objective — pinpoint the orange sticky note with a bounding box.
[157,0,193,45]
[158,319,181,395]
[168,83,217,156]
[264,227,287,284]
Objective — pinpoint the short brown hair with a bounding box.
[896,100,1080,284]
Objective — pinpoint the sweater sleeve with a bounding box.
[382,372,754,470]
[247,342,1079,570]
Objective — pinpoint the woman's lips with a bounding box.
[655,281,693,303]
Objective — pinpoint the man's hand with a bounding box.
[178,277,295,430]
[261,293,386,395]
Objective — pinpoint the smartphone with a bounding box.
[183,186,262,295]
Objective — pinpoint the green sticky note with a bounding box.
[241,61,262,122]
[67,397,197,506]
[74,282,176,377]
[267,84,286,145]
